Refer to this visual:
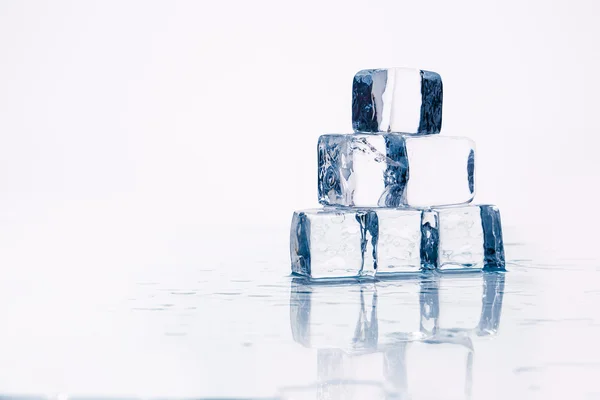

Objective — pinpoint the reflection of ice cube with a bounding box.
[405,334,474,400]
[317,349,387,400]
[286,273,505,399]
[375,279,431,344]
[435,272,505,336]
[290,281,379,352]
[352,68,443,134]
[290,273,505,351]
[318,134,475,208]
[279,380,387,400]
[290,278,431,352]
[280,335,474,400]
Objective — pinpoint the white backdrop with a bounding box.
[1,2,600,397]
[1,0,599,271]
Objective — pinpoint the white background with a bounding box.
[0,2,599,398]
[1,0,599,270]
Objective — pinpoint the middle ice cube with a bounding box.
[318,134,475,208]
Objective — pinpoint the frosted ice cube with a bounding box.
[318,134,475,208]
[436,205,505,271]
[290,208,427,279]
[352,68,442,134]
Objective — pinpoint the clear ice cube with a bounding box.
[290,205,505,279]
[290,208,427,280]
[436,205,505,271]
[318,134,475,208]
[352,68,443,134]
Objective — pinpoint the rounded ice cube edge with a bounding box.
[435,204,506,273]
[352,67,443,134]
[317,133,476,208]
[289,205,505,280]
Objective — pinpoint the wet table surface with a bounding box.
[0,221,598,400]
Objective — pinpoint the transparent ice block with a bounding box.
[290,208,428,279]
[436,205,505,271]
[290,205,505,278]
[352,67,443,134]
[318,134,475,208]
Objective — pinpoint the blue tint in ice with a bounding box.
[290,212,312,277]
[480,205,506,271]
[290,208,424,279]
[418,70,443,134]
[352,67,443,134]
[351,70,380,133]
[290,205,506,279]
[436,205,506,272]
[420,211,439,270]
[381,135,409,207]
[468,149,475,194]
[289,272,505,351]
[318,134,475,208]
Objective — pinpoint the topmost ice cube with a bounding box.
[352,68,443,134]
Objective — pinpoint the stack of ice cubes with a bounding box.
[290,67,505,279]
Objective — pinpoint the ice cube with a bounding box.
[352,68,442,134]
[290,208,427,279]
[290,205,505,278]
[318,134,475,208]
[436,205,505,271]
